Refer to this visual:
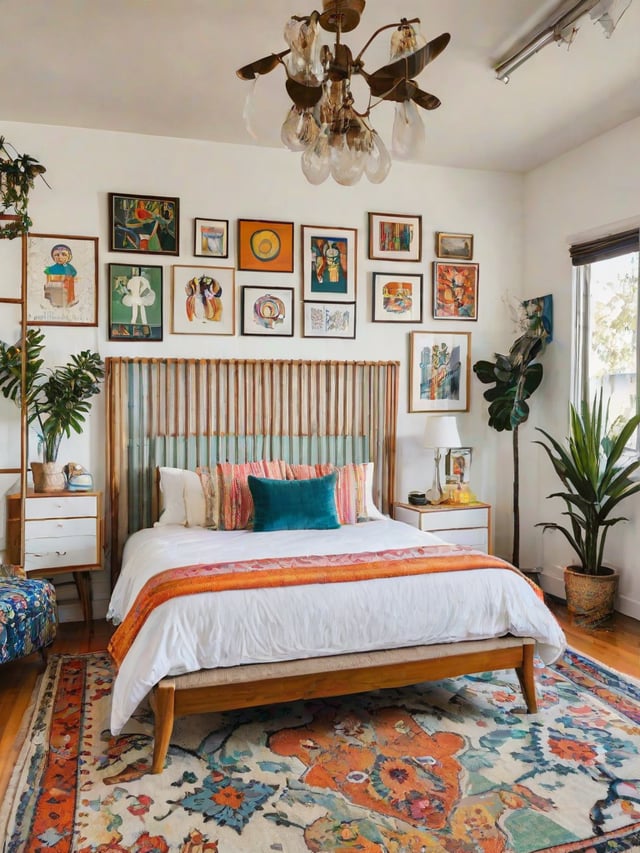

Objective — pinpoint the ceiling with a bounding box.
[2,0,639,173]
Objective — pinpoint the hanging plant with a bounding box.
[0,136,48,239]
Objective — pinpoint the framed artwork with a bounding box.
[303,301,356,339]
[241,286,294,336]
[194,217,229,258]
[433,261,479,320]
[302,224,357,302]
[109,193,179,255]
[409,330,471,413]
[522,293,553,342]
[108,263,163,341]
[237,219,294,272]
[436,231,474,260]
[368,212,421,262]
[372,272,423,323]
[446,447,472,484]
[26,234,98,326]
[171,265,235,335]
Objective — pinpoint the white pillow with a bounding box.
[155,467,207,527]
[155,467,187,526]
[364,462,386,521]
[184,469,207,527]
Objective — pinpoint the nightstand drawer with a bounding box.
[25,517,97,540]
[417,507,489,532]
[25,495,98,520]
[24,534,98,571]
[434,528,489,551]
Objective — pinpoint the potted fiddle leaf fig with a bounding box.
[0,136,48,239]
[473,328,547,566]
[0,328,104,491]
[535,391,640,625]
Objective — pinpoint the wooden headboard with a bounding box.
[105,358,399,586]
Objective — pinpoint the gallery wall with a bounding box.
[0,117,527,618]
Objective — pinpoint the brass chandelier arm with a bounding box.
[353,17,420,65]
[236,49,291,81]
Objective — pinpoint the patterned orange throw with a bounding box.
[108,544,535,668]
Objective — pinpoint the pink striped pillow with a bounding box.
[217,460,288,530]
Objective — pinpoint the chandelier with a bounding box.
[236,0,450,186]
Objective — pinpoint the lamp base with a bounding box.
[425,446,444,504]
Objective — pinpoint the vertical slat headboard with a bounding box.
[105,358,399,586]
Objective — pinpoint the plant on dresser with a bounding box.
[0,328,105,491]
[0,135,48,239]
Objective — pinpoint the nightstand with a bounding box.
[6,490,103,623]
[393,501,492,553]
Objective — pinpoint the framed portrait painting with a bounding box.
[241,286,294,337]
[237,219,294,272]
[368,212,421,262]
[108,263,163,341]
[171,265,235,335]
[433,261,479,320]
[409,330,471,413]
[303,301,356,339]
[194,217,229,258]
[26,234,98,326]
[302,224,357,302]
[109,193,179,255]
[435,231,474,260]
[446,447,472,484]
[372,272,423,323]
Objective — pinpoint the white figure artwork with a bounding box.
[122,274,156,325]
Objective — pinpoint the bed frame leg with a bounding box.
[151,681,175,774]
[515,643,538,713]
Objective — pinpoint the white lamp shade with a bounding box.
[423,415,461,449]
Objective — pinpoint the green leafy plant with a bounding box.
[535,391,640,575]
[0,328,105,462]
[473,329,547,566]
[0,136,48,239]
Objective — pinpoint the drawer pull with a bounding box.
[56,550,68,557]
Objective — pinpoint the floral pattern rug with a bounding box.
[2,648,640,853]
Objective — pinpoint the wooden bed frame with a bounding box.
[105,357,539,774]
[149,637,537,774]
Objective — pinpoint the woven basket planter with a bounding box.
[564,565,619,627]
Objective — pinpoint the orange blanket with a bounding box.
[108,544,534,668]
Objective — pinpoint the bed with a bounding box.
[105,358,566,773]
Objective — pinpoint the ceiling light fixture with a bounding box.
[236,0,450,185]
[495,0,632,83]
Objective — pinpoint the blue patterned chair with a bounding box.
[0,567,58,665]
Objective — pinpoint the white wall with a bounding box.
[0,119,525,619]
[521,116,640,619]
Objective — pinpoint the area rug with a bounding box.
[2,649,640,853]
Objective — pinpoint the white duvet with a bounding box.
[107,519,566,734]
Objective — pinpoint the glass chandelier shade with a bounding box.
[237,1,450,185]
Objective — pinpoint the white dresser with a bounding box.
[393,501,491,553]
[6,490,103,622]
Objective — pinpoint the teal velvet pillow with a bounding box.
[248,471,340,532]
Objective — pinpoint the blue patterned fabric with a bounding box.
[0,577,57,664]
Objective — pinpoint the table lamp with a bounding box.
[423,415,461,504]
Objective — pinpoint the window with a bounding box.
[572,229,639,451]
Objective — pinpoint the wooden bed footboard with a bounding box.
[149,637,537,774]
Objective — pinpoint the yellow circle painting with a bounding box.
[250,229,281,261]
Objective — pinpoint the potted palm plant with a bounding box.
[0,328,104,491]
[535,391,640,625]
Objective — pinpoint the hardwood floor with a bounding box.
[1,605,639,806]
